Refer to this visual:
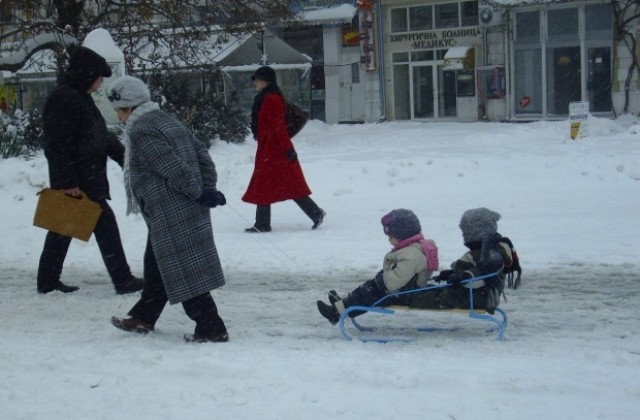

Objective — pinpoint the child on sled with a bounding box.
[317,209,439,325]
[409,207,514,314]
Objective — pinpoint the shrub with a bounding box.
[148,70,249,147]
[0,109,42,159]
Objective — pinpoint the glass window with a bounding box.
[515,11,540,44]
[393,64,411,119]
[409,5,432,31]
[392,52,409,63]
[391,8,408,33]
[435,3,459,29]
[411,50,434,61]
[548,8,578,41]
[456,70,475,97]
[586,3,613,40]
[461,1,478,27]
[514,48,542,114]
[351,63,360,84]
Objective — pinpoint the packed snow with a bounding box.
[1,117,639,419]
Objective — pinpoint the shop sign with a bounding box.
[358,1,376,71]
[389,28,481,49]
[569,101,589,140]
[342,28,360,47]
[301,0,351,8]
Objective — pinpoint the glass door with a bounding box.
[438,66,457,117]
[412,65,434,118]
[547,46,581,116]
[587,47,611,113]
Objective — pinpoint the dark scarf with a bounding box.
[250,83,282,139]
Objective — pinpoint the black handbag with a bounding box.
[285,102,310,138]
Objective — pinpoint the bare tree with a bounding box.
[612,0,640,115]
[0,0,297,73]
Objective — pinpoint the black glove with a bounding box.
[197,189,226,207]
[286,149,298,162]
[433,269,453,283]
[447,271,472,287]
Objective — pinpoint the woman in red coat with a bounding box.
[242,66,326,232]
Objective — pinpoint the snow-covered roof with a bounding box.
[298,4,357,25]
[131,29,311,71]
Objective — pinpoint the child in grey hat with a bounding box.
[410,207,515,314]
[317,209,439,325]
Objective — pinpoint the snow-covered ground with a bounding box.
[1,117,639,419]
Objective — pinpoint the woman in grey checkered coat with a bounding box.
[108,76,229,343]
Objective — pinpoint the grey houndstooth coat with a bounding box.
[127,108,225,304]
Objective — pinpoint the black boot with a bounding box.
[294,197,325,230]
[317,300,340,325]
[115,276,144,295]
[246,205,271,232]
[312,209,326,230]
[184,331,229,343]
[38,281,79,294]
[328,290,341,304]
[245,225,272,233]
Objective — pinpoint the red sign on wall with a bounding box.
[342,28,360,47]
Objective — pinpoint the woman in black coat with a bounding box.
[37,45,143,295]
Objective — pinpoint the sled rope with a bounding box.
[220,204,326,293]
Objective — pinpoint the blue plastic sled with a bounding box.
[338,271,508,343]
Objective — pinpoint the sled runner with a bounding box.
[338,271,508,343]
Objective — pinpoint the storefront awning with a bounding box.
[443,46,475,70]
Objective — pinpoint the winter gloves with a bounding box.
[432,269,471,286]
[197,189,226,207]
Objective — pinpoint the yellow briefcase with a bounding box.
[33,189,103,242]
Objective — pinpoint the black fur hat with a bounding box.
[64,44,112,90]
[251,66,277,84]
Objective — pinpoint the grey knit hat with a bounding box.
[459,207,501,244]
[108,75,150,109]
[381,209,422,241]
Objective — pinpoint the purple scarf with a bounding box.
[392,233,439,271]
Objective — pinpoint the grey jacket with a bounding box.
[127,107,224,304]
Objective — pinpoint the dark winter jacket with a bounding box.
[409,233,513,310]
[126,104,225,304]
[242,88,312,205]
[42,82,124,201]
[449,234,513,291]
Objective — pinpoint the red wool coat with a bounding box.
[242,92,312,205]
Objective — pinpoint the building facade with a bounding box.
[374,0,639,122]
[2,1,639,124]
